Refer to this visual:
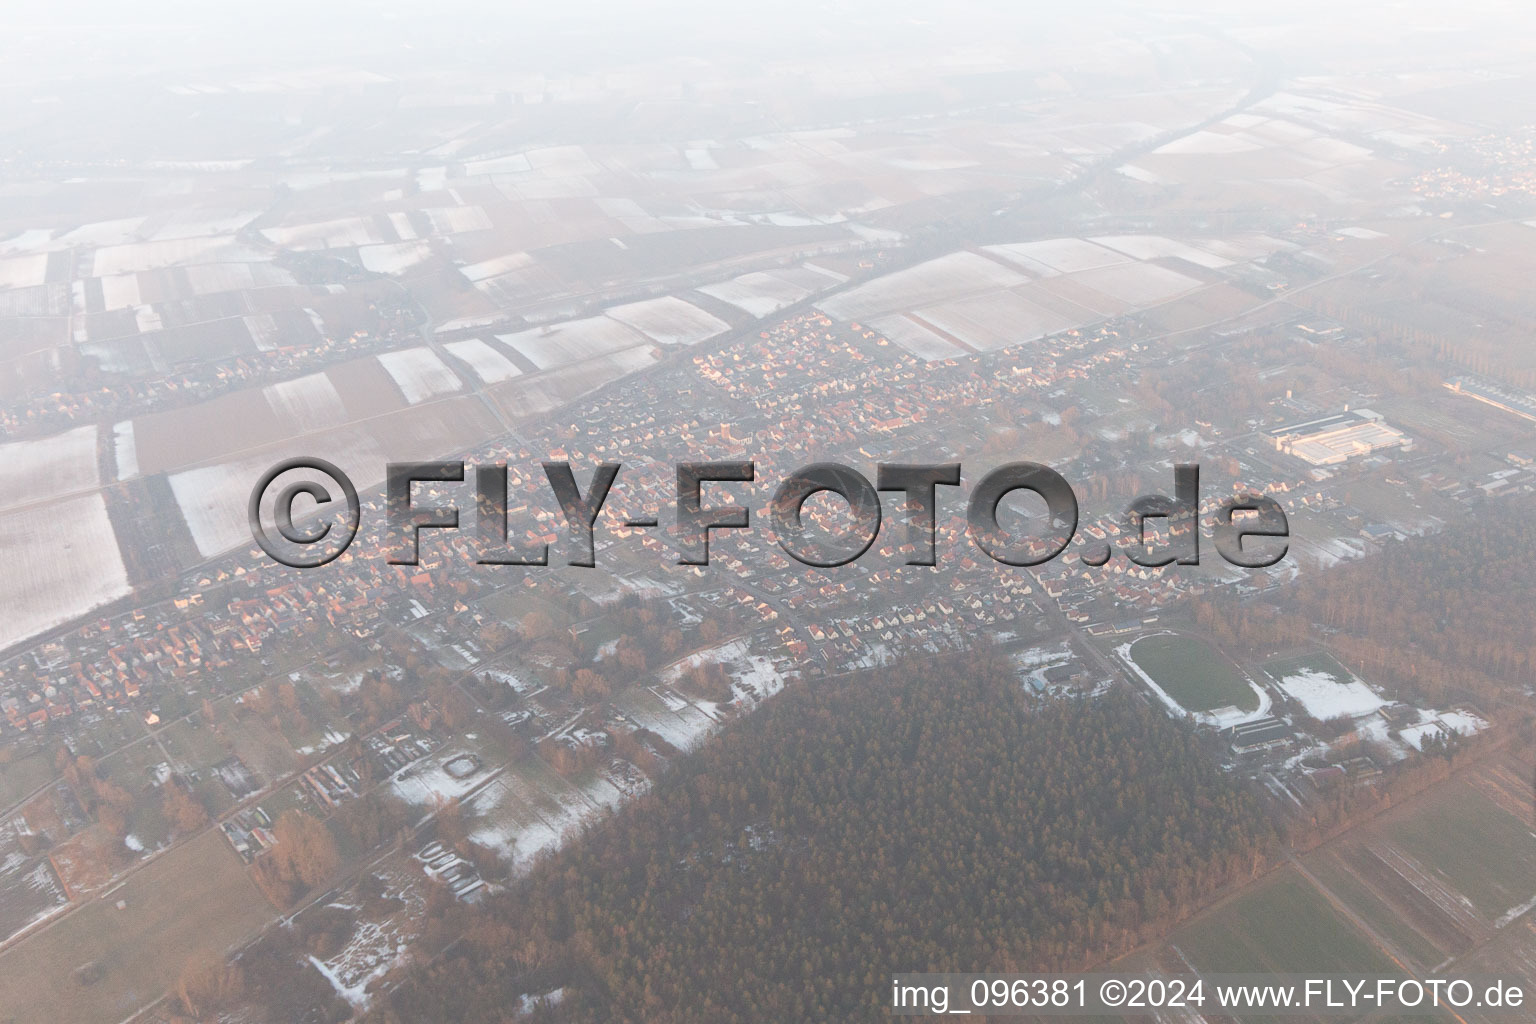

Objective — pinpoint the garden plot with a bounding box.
[377,348,464,403]
[465,755,621,869]
[604,296,729,346]
[389,744,499,815]
[982,238,1132,276]
[0,860,66,944]
[497,317,648,370]
[869,313,969,360]
[916,289,1079,352]
[264,373,350,432]
[612,686,720,753]
[476,665,536,695]
[1399,709,1489,752]
[0,495,129,653]
[819,251,1026,321]
[445,338,523,383]
[0,815,67,944]
[660,638,788,707]
[306,869,426,1012]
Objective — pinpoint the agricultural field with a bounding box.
[696,264,843,318]
[1115,754,1536,1024]
[0,828,272,1024]
[0,745,56,810]
[1375,775,1536,923]
[1120,632,1264,716]
[1168,868,1397,976]
[0,495,131,654]
[603,296,730,346]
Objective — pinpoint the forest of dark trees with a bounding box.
[1193,503,1536,706]
[367,653,1275,1023]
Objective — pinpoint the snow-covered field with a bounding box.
[1273,664,1386,720]
[1153,129,1263,155]
[445,338,523,383]
[1089,235,1234,269]
[359,240,433,275]
[98,272,142,311]
[92,238,262,276]
[614,687,720,752]
[0,425,101,509]
[869,313,969,361]
[265,373,350,432]
[983,238,1131,276]
[424,205,492,235]
[112,420,138,481]
[169,434,383,557]
[183,261,295,295]
[377,348,464,403]
[497,317,648,370]
[0,253,48,290]
[1294,534,1368,569]
[819,251,1026,320]
[1400,709,1491,750]
[1011,642,1073,690]
[1070,262,1202,306]
[262,217,387,250]
[917,290,1077,352]
[460,251,534,284]
[0,495,130,652]
[604,296,730,346]
[696,265,841,318]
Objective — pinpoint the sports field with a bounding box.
[1126,632,1259,713]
